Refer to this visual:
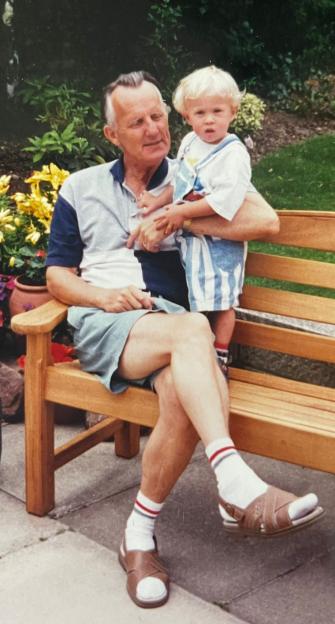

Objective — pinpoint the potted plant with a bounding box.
[0,164,69,319]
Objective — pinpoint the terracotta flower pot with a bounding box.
[9,277,52,318]
[9,277,52,355]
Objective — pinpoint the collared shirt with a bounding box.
[46,157,189,307]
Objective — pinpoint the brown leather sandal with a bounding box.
[118,537,169,608]
[219,485,324,537]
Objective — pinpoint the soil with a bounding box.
[0,110,334,187]
[250,109,335,164]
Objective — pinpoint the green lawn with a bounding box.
[252,134,335,211]
[247,134,335,298]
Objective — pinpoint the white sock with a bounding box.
[125,491,167,604]
[126,490,163,551]
[206,437,318,522]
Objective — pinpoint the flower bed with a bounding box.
[0,163,69,330]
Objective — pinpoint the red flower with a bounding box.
[50,342,75,363]
[17,342,75,368]
[35,250,46,258]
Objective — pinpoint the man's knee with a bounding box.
[174,312,213,344]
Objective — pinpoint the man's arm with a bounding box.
[47,266,154,312]
[188,192,280,241]
[127,192,280,251]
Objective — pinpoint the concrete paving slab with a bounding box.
[0,423,204,517]
[231,547,335,624]
[63,451,334,623]
[0,490,66,557]
[0,529,247,624]
[0,422,144,513]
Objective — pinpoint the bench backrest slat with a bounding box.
[264,211,335,251]
[234,319,335,363]
[240,284,335,324]
[246,253,335,290]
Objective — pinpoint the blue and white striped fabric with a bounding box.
[173,133,251,311]
[178,233,247,311]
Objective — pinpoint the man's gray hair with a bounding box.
[102,71,163,127]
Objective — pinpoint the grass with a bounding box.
[247,134,335,298]
[252,134,335,211]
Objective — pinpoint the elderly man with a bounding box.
[46,71,323,609]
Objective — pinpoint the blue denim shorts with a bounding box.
[67,297,186,394]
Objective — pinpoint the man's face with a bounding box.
[104,81,170,167]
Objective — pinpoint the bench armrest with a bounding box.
[11,298,68,335]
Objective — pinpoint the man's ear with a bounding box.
[104,124,119,147]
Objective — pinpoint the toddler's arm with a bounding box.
[155,197,215,236]
[138,185,173,215]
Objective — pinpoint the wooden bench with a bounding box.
[11,210,335,516]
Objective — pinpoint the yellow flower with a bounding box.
[14,217,21,226]
[0,208,13,224]
[49,163,69,189]
[4,223,16,232]
[0,231,4,243]
[25,163,69,191]
[25,230,41,245]
[9,256,16,268]
[0,174,11,196]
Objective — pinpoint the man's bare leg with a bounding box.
[118,311,230,444]
[119,311,319,520]
[122,364,199,606]
[119,311,321,605]
[141,366,200,502]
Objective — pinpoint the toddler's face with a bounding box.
[184,94,237,144]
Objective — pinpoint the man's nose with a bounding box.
[144,117,160,134]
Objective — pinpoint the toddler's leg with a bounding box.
[209,309,236,376]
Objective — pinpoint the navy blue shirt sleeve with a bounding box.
[46,194,83,268]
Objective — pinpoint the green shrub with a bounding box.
[19,78,115,170]
[231,93,266,138]
[287,72,335,118]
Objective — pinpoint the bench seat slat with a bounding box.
[230,367,335,402]
[230,375,335,414]
[230,383,335,428]
[46,363,159,427]
[230,411,335,473]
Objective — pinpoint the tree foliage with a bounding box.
[0,0,334,137]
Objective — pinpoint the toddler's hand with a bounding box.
[154,204,185,236]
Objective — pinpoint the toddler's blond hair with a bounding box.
[173,65,244,115]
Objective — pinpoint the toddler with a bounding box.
[139,65,255,374]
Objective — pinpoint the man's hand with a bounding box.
[99,285,154,313]
[127,215,166,252]
[154,203,185,236]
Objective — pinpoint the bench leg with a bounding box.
[114,422,140,458]
[24,334,55,516]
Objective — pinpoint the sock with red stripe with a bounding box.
[125,490,163,552]
[214,341,230,376]
[206,437,267,519]
[205,437,318,522]
[124,491,167,604]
